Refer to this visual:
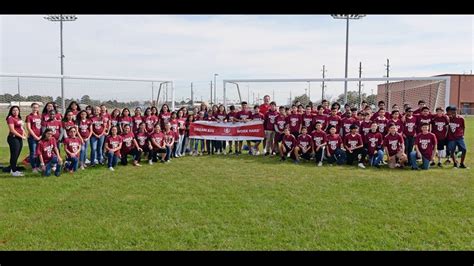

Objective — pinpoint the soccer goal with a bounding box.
[0,73,174,112]
[222,76,451,112]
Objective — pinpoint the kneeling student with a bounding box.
[104,126,122,171]
[279,127,297,163]
[294,126,313,163]
[344,124,366,168]
[120,124,143,167]
[410,123,437,170]
[149,124,166,164]
[311,122,327,167]
[63,127,82,173]
[384,123,408,168]
[365,122,384,168]
[37,128,63,177]
[325,125,346,165]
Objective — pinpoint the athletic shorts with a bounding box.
[274,133,284,143]
[437,139,447,151]
[155,148,167,154]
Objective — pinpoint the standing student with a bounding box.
[370,101,391,120]
[325,125,346,165]
[25,103,42,173]
[416,106,432,133]
[187,114,198,156]
[274,106,288,153]
[359,112,372,143]
[144,107,159,134]
[326,107,342,134]
[163,122,175,162]
[159,104,172,129]
[226,105,238,154]
[341,110,355,137]
[250,105,265,156]
[214,105,227,155]
[344,124,366,168]
[63,127,82,173]
[6,106,27,176]
[384,123,408,169]
[176,109,187,157]
[294,126,313,163]
[204,110,215,155]
[331,102,343,116]
[263,102,279,156]
[410,123,437,170]
[365,122,384,168]
[446,106,467,168]
[77,110,92,170]
[374,108,389,136]
[389,110,404,135]
[302,106,314,133]
[41,102,62,122]
[151,106,159,116]
[311,122,327,167]
[62,110,78,141]
[104,126,122,171]
[235,101,252,155]
[66,101,81,119]
[119,108,133,133]
[431,107,449,167]
[84,105,93,117]
[37,128,62,177]
[413,100,426,115]
[120,124,142,167]
[402,107,417,162]
[321,100,331,115]
[110,109,121,131]
[135,122,150,163]
[313,105,328,131]
[132,107,144,134]
[286,105,302,138]
[149,124,166,164]
[90,106,107,166]
[41,110,62,150]
[278,127,297,163]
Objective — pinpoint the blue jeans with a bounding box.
[409,151,430,170]
[27,136,39,168]
[405,136,415,163]
[80,139,89,165]
[369,149,384,166]
[327,148,346,165]
[107,151,119,168]
[90,135,105,164]
[44,156,61,177]
[66,157,79,172]
[165,146,172,161]
[448,137,467,154]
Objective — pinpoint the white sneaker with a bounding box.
[358,163,366,169]
[85,159,91,164]
[216,151,221,155]
[256,151,260,156]
[80,165,85,170]
[318,162,323,167]
[149,160,153,165]
[223,151,227,155]
[32,168,38,173]
[11,170,24,177]
[52,165,57,172]
[109,167,115,171]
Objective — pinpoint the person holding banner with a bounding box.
[250,105,265,156]
[226,105,238,154]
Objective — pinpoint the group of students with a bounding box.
[5,96,468,177]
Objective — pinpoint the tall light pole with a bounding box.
[44,14,77,112]
[331,14,365,105]
[214,73,219,104]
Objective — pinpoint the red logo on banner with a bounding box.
[189,121,264,140]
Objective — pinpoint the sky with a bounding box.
[1,15,473,105]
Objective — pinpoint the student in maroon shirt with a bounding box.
[41,102,62,122]
[250,105,265,156]
[446,106,467,168]
[365,122,384,168]
[311,122,327,166]
[326,107,342,134]
[149,124,166,164]
[176,109,188,157]
[163,122,175,162]
[294,126,313,163]
[384,123,407,169]
[321,100,331,115]
[89,106,107,166]
[77,110,92,170]
[344,124,366,168]
[135,122,151,162]
[120,124,143,167]
[104,126,122,171]
[63,127,82,173]
[132,107,144,134]
[41,110,62,150]
[286,106,302,138]
[331,102,343,116]
[36,128,62,177]
[66,101,81,120]
[235,101,252,155]
[431,107,449,167]
[110,109,121,131]
[313,105,328,131]
[413,100,427,115]
[143,107,159,134]
[264,102,279,156]
[389,110,404,135]
[416,107,432,133]
[341,110,355,137]
[62,110,79,142]
[302,106,314,133]
[119,108,133,133]
[159,104,172,129]
[6,105,27,176]
[359,112,372,143]
[278,127,297,162]
[273,106,287,153]
[325,125,346,165]
[226,105,238,154]
[402,107,417,161]
[410,123,437,170]
[374,108,389,136]
[370,101,391,121]
[26,103,42,172]
[100,105,111,133]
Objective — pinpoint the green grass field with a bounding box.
[0,117,472,250]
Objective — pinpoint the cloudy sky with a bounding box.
[1,15,473,104]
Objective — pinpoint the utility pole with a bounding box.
[17,77,21,107]
[385,59,390,109]
[191,82,194,107]
[210,81,213,104]
[321,65,327,101]
[358,62,363,108]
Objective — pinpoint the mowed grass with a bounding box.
[0,117,473,250]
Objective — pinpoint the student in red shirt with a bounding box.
[410,123,437,170]
[6,105,27,176]
[273,106,287,155]
[62,110,79,142]
[250,105,265,156]
[322,100,331,115]
[90,106,107,166]
[341,110,355,137]
[413,100,426,115]
[135,122,150,163]
[389,110,404,135]
[110,108,121,131]
[63,127,82,173]
[365,122,384,168]
[41,102,62,122]
[431,107,449,167]
[344,124,366,168]
[384,123,407,169]
[159,104,172,129]
[226,105,238,154]
[176,109,188,157]
[374,108,389,136]
[149,124,166,164]
[325,125,346,165]
[77,110,92,170]
[326,107,342,134]
[119,108,133,133]
[37,128,62,177]
[370,101,391,121]
[302,106,314,133]
[286,105,302,138]
[263,102,278,156]
[402,107,417,161]
[235,101,252,155]
[311,122,327,166]
[313,105,328,131]
[446,106,467,168]
[143,107,159,134]
[132,107,144,134]
[359,112,372,142]
[26,103,42,173]
[41,110,62,150]
[104,126,122,171]
[66,101,81,120]
[294,126,313,163]
[278,127,297,162]
[120,124,143,167]
[163,122,175,162]
[331,102,343,116]
[416,107,432,133]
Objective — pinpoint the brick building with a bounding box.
[377,74,474,114]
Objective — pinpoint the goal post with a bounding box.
[223,76,451,112]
